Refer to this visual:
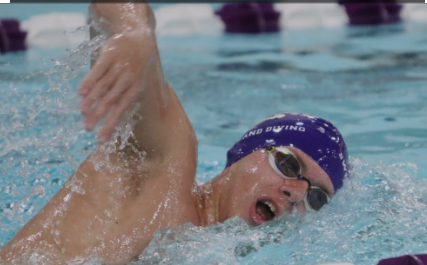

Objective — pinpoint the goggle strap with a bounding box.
[298,175,311,188]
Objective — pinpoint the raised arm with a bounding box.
[80,2,195,159]
[0,3,198,263]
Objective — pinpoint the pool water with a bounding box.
[1,14,427,265]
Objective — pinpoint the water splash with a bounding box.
[0,29,107,247]
[127,159,427,265]
[0,24,173,263]
[1,20,427,265]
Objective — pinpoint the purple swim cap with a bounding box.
[226,113,349,192]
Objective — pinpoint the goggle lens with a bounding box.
[306,188,329,211]
[274,151,300,179]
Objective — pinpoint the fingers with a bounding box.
[97,85,139,143]
[80,67,119,116]
[78,52,112,96]
[84,74,134,131]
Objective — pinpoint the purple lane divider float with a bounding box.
[378,254,427,265]
[0,19,27,54]
[339,1,402,25]
[215,3,281,33]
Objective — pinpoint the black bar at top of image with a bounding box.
[7,0,426,3]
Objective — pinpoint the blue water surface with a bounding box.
[1,8,427,265]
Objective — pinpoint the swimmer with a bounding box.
[0,2,349,264]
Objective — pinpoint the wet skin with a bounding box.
[0,3,334,264]
[210,147,334,227]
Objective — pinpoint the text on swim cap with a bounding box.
[241,125,305,140]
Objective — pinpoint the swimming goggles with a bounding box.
[266,146,330,211]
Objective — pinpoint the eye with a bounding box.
[274,152,300,178]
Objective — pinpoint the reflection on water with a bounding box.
[1,22,427,264]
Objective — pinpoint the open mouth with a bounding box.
[256,200,276,221]
[249,199,277,225]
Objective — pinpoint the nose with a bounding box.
[280,178,309,208]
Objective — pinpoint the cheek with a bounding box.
[232,178,259,199]
[243,180,262,198]
[233,174,275,205]
[239,169,282,197]
[228,178,260,213]
[237,168,267,195]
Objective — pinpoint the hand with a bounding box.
[78,30,158,143]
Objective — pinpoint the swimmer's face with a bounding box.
[221,146,334,226]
